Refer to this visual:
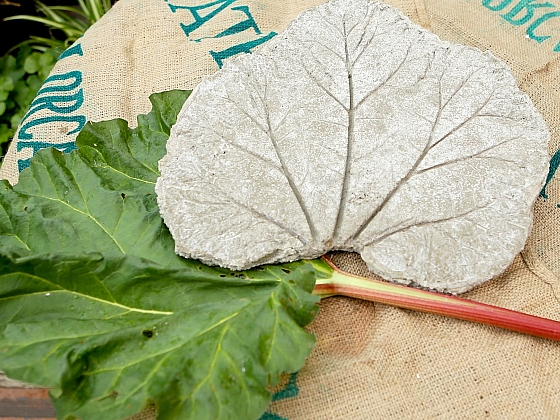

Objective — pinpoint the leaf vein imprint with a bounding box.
[332,20,356,242]
[262,95,320,245]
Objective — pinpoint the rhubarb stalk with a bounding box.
[312,255,560,342]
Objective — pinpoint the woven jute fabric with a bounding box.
[2,1,560,419]
[0,0,327,184]
[266,2,560,418]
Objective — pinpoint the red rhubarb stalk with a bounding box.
[315,255,560,342]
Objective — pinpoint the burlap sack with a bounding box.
[2,0,560,419]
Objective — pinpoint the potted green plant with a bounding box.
[0,0,114,164]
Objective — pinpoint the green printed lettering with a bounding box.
[482,0,513,11]
[17,159,30,172]
[540,147,560,200]
[166,0,236,37]
[18,115,86,140]
[37,71,82,95]
[526,10,560,42]
[20,70,84,127]
[259,372,299,420]
[191,5,261,42]
[17,140,77,154]
[271,372,299,402]
[58,43,84,60]
[501,0,555,25]
[17,140,77,172]
[210,31,276,67]
[21,90,84,125]
[258,413,288,420]
[16,69,85,144]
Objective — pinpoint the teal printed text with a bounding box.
[165,0,277,67]
[17,43,85,172]
[483,1,560,202]
[58,43,84,60]
[259,372,299,420]
[482,0,560,51]
[17,141,77,172]
[540,147,560,207]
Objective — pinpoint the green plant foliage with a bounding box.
[5,0,114,51]
[0,45,57,153]
[0,91,192,264]
[76,90,189,195]
[1,0,115,162]
[0,90,321,420]
[0,253,320,420]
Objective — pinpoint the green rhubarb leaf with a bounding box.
[0,151,182,267]
[0,90,192,266]
[0,88,321,420]
[76,90,191,194]
[0,252,321,420]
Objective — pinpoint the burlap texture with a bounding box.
[0,0,328,184]
[267,2,560,418]
[2,0,560,418]
[267,252,560,419]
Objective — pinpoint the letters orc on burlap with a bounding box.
[2,0,560,418]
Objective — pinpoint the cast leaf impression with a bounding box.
[156,0,549,293]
